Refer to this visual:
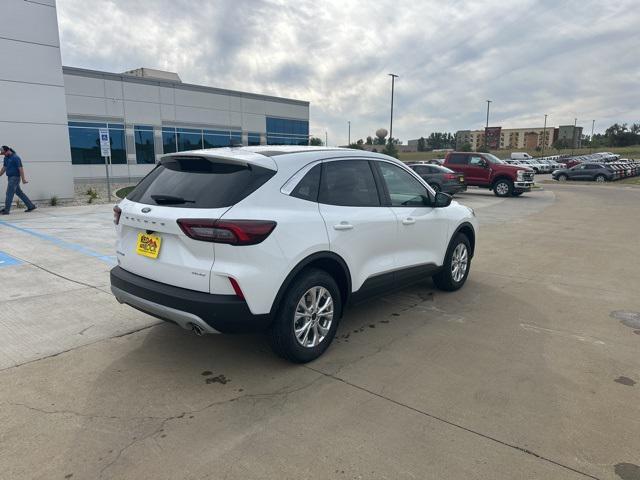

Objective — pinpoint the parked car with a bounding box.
[408,163,467,195]
[552,163,615,182]
[518,159,552,174]
[444,151,535,197]
[110,147,478,363]
[510,152,534,161]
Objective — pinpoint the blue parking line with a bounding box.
[0,220,116,265]
[0,251,23,268]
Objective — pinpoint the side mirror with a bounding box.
[434,191,452,208]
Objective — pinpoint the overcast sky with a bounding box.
[56,0,639,145]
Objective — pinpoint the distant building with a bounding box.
[557,125,583,148]
[455,125,581,151]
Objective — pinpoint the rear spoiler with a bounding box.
[161,149,277,171]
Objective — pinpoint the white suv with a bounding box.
[110,147,478,362]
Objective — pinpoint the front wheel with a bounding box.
[557,174,568,182]
[595,174,606,183]
[433,234,471,291]
[493,179,513,197]
[268,268,341,363]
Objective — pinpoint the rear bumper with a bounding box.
[442,183,467,194]
[110,266,272,333]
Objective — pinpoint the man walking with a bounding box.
[1,145,36,214]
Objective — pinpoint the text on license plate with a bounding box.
[136,232,161,259]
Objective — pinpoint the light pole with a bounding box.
[571,117,577,155]
[388,73,399,142]
[485,100,492,149]
[541,114,548,157]
[348,121,351,146]
[590,120,595,153]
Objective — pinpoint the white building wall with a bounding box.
[64,69,310,181]
[0,0,74,201]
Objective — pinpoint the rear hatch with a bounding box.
[116,154,276,293]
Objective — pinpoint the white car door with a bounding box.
[317,159,398,292]
[374,160,450,270]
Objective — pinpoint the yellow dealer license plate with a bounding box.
[136,232,161,259]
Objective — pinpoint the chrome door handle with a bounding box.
[402,217,416,225]
[333,223,354,231]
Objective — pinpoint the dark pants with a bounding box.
[3,176,35,213]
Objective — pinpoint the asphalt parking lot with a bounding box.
[1,184,639,480]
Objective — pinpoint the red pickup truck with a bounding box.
[443,152,535,197]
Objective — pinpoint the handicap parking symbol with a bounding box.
[0,251,22,268]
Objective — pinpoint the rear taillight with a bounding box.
[177,219,277,245]
[113,205,122,225]
[444,173,457,180]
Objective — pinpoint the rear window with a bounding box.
[127,156,275,208]
[447,154,468,165]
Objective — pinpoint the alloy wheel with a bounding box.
[293,286,334,348]
[496,182,509,196]
[451,243,468,283]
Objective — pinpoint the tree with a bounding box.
[382,138,399,159]
[309,137,323,146]
[460,142,472,152]
[605,122,639,147]
[357,138,364,146]
[426,132,456,150]
[553,138,571,150]
[365,136,373,145]
[417,137,426,152]
[347,142,364,150]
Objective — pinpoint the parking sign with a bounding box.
[99,128,111,157]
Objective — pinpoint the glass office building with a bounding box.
[63,66,310,181]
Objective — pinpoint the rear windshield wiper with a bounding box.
[150,194,195,205]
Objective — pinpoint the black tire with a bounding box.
[557,174,568,182]
[493,178,513,197]
[512,191,524,197]
[594,174,606,183]
[433,233,471,291]
[268,268,341,363]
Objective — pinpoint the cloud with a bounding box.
[56,0,640,144]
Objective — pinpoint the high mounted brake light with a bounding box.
[177,219,277,245]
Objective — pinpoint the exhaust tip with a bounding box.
[191,323,205,336]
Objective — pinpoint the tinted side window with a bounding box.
[291,164,321,202]
[448,154,468,165]
[319,160,380,207]
[127,156,275,208]
[377,162,430,207]
[413,166,429,175]
[469,156,484,166]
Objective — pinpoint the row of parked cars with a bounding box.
[552,159,640,182]
[504,153,565,174]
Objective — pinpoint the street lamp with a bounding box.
[325,131,328,147]
[571,117,577,155]
[541,114,548,157]
[388,73,399,142]
[485,100,492,149]
[348,121,351,146]
[590,120,595,153]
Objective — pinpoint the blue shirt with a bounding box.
[3,153,23,177]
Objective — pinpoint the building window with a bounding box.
[135,125,155,164]
[177,128,203,151]
[248,132,261,146]
[266,117,309,145]
[68,122,127,165]
[162,127,177,154]
[202,129,243,148]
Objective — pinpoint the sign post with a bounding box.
[98,128,112,201]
